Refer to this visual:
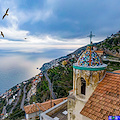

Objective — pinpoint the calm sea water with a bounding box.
[0,48,75,94]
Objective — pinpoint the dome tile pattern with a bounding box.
[77,46,102,67]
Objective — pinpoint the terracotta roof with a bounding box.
[24,97,67,114]
[95,50,104,53]
[113,70,120,73]
[80,72,120,120]
[69,89,73,92]
[32,79,37,82]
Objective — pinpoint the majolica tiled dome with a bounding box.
[77,46,102,67]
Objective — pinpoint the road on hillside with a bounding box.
[20,85,26,111]
[1,106,7,120]
[27,83,37,103]
[1,106,6,115]
[9,89,21,115]
[1,99,8,118]
[44,72,56,99]
[27,88,31,102]
[102,58,120,63]
[1,106,6,120]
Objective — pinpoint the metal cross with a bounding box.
[87,31,95,44]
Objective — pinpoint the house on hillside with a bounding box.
[35,75,39,79]
[40,73,43,78]
[32,79,38,86]
[95,50,104,57]
[24,98,67,120]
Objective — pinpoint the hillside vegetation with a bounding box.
[96,33,120,57]
[47,65,73,98]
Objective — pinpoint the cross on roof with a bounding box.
[87,31,95,44]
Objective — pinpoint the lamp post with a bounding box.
[33,102,41,120]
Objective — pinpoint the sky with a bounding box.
[0,0,120,53]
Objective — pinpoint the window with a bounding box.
[76,77,86,97]
[81,77,86,95]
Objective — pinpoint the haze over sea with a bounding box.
[0,47,75,94]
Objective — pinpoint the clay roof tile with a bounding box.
[24,97,67,114]
[80,72,120,120]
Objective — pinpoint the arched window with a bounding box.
[81,77,86,95]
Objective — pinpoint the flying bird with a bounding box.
[24,38,27,39]
[1,31,4,38]
[2,8,9,20]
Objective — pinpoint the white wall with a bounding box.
[26,111,41,120]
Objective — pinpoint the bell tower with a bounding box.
[67,32,107,120]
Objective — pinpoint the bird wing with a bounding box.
[1,32,4,38]
[2,14,6,19]
[6,8,9,13]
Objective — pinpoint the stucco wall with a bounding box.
[73,68,106,100]
[26,111,41,120]
[82,115,92,120]
[68,67,106,120]
[68,94,87,120]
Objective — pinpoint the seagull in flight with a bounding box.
[1,31,4,38]
[2,8,9,20]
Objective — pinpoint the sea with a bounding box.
[0,48,75,94]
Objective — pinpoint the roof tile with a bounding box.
[24,97,67,114]
[114,110,119,115]
[80,72,120,120]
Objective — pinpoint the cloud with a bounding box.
[0,34,104,55]
[0,26,29,40]
[0,0,54,28]
[0,0,120,52]
[36,0,120,38]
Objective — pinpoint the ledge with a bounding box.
[73,63,107,71]
[75,95,87,103]
[68,94,75,100]
[87,44,93,46]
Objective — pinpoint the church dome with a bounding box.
[77,46,102,67]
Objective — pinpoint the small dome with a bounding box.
[77,46,102,67]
